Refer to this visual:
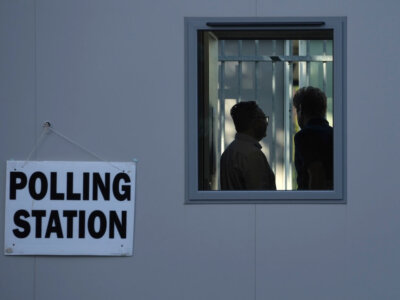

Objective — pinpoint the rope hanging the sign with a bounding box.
[23,122,49,166]
[23,121,127,171]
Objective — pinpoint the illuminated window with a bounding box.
[185,17,346,203]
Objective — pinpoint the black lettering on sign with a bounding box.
[109,210,127,238]
[13,209,30,238]
[113,173,131,201]
[79,210,86,238]
[31,210,46,238]
[66,172,81,200]
[29,172,48,200]
[50,172,64,200]
[82,172,90,200]
[63,210,78,238]
[88,210,107,239]
[9,172,27,199]
[93,173,110,200]
[45,210,63,238]
[12,209,130,240]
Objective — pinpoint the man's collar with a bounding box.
[305,117,329,127]
[235,133,262,149]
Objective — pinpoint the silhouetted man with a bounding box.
[293,87,333,190]
[220,101,276,190]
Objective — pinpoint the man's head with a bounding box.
[293,86,327,128]
[230,101,268,141]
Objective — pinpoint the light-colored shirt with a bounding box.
[220,133,276,190]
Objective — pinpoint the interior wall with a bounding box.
[1,0,400,299]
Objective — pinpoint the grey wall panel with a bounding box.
[0,1,36,299]
[35,0,143,162]
[343,2,400,298]
[35,257,141,300]
[255,206,347,300]
[182,206,255,300]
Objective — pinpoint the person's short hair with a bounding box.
[230,101,259,133]
[293,86,327,118]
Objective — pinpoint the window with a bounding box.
[185,17,346,203]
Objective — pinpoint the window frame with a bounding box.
[185,17,347,204]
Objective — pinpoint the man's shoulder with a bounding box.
[221,139,264,165]
[295,123,332,141]
[294,129,307,143]
[228,138,261,154]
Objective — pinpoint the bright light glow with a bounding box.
[224,99,237,148]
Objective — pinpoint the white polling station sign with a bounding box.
[4,160,136,256]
